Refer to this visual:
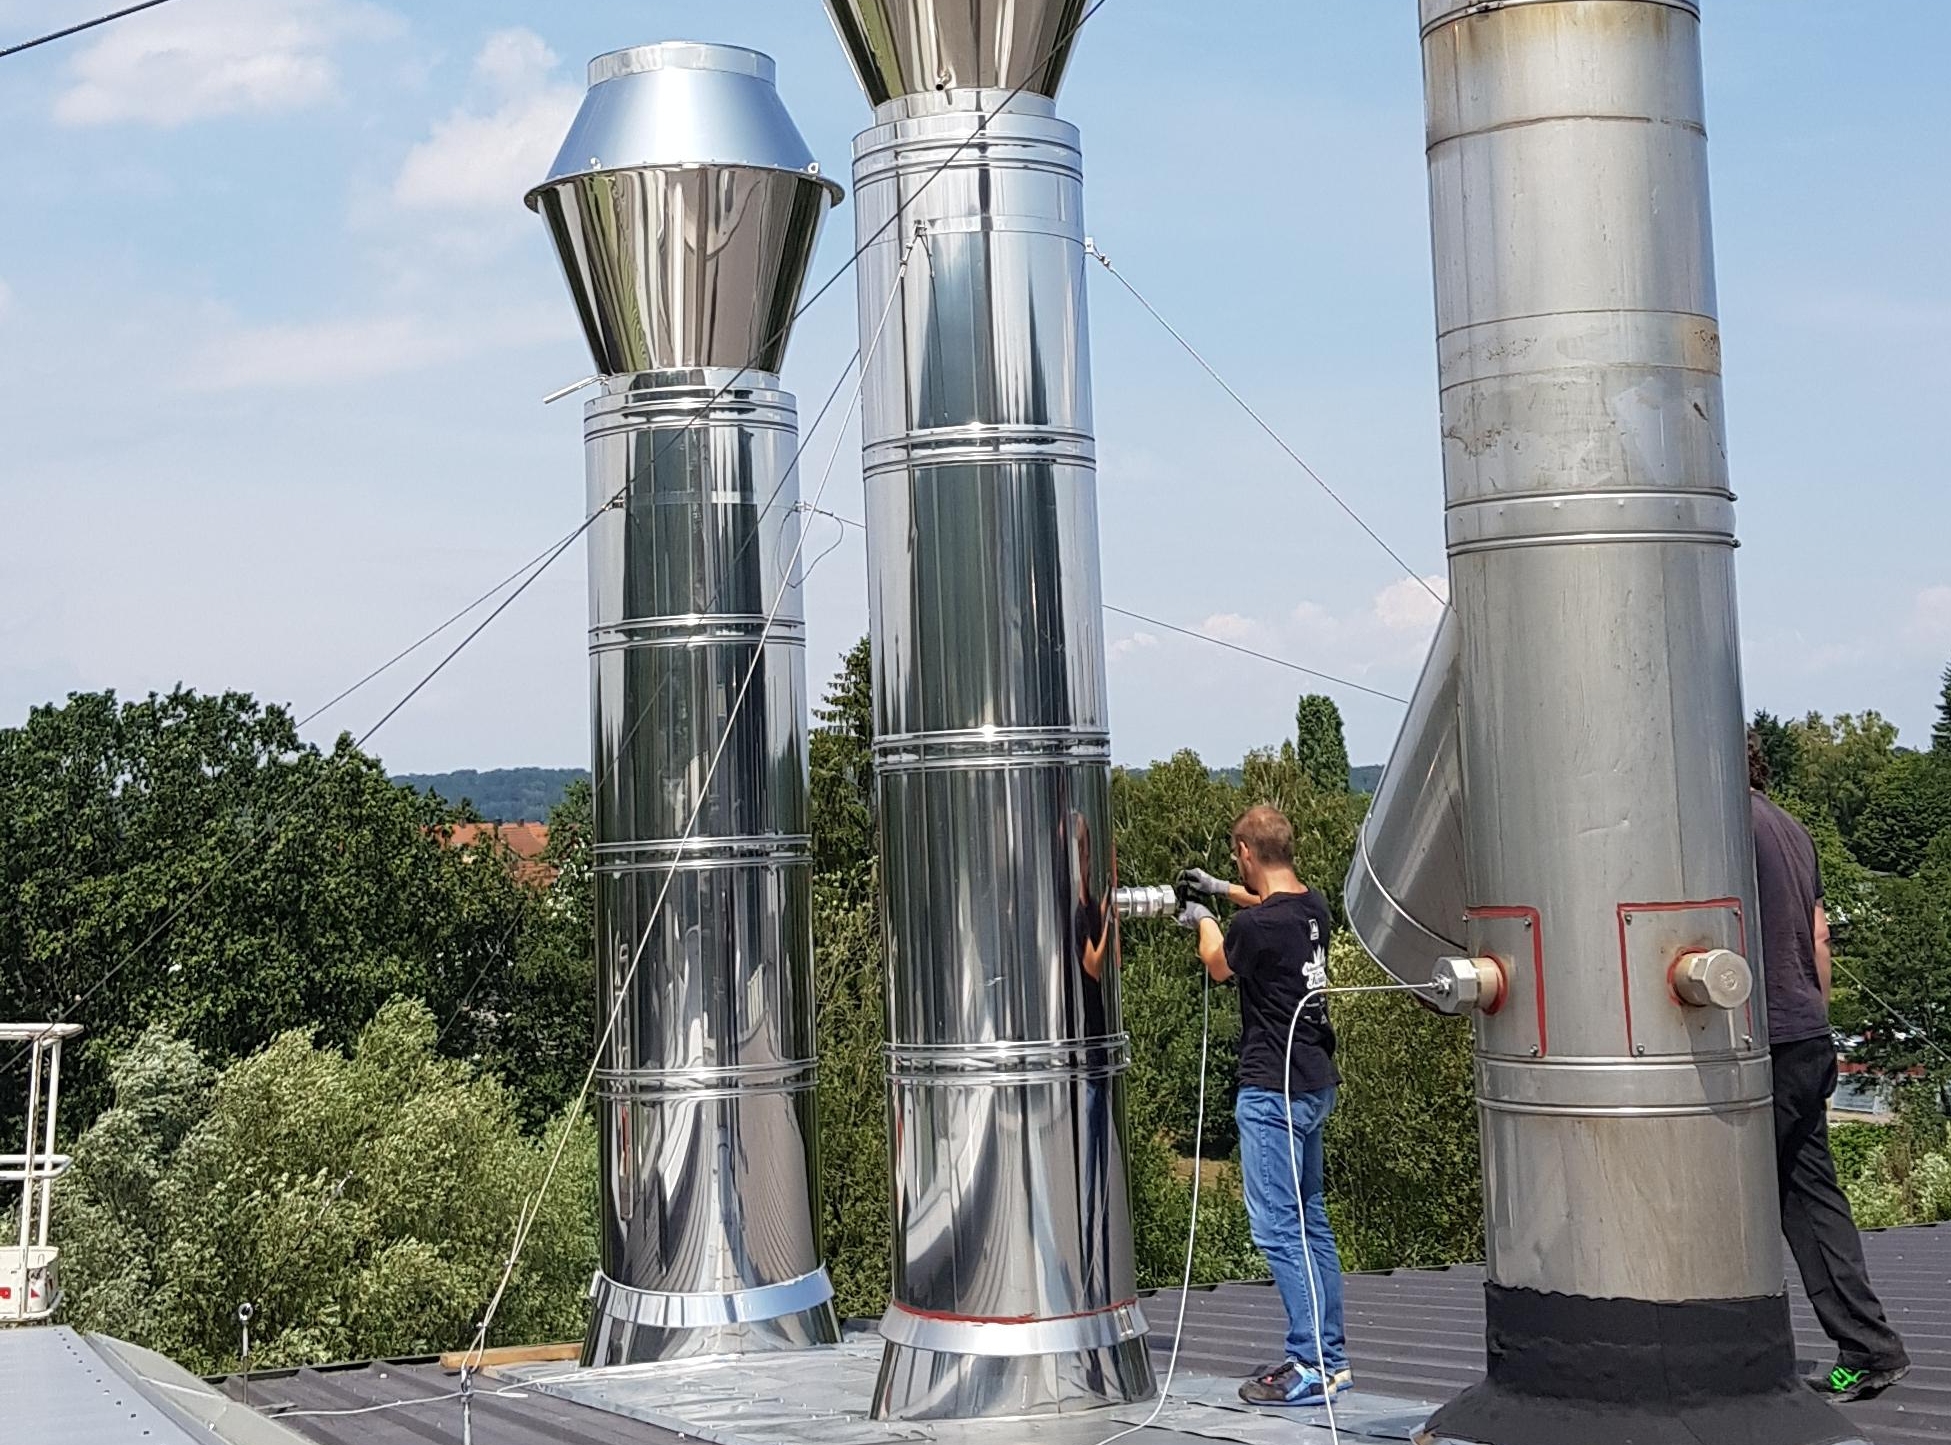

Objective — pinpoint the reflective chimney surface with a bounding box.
[527,43,840,375]
[824,0,1085,106]
[825,0,1154,1421]
[529,41,841,1367]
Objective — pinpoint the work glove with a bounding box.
[1174,900,1215,932]
[1178,867,1231,899]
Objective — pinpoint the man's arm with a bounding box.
[1181,868,1259,909]
[1813,902,1832,1008]
[1196,916,1233,983]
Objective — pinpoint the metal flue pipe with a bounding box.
[823,0,1154,1421]
[526,42,843,1367]
[1352,4,1859,1439]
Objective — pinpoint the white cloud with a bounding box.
[1109,631,1158,661]
[178,305,562,391]
[472,27,557,95]
[1199,612,1262,644]
[54,0,400,128]
[1374,574,1449,632]
[0,279,12,323]
[391,29,578,214]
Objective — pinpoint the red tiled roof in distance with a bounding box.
[439,822,557,886]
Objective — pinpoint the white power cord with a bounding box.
[1095,917,1434,1445]
[1283,980,1434,1445]
[1095,970,1211,1445]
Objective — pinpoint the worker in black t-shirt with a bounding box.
[1175,805,1350,1408]
[1749,732,1909,1401]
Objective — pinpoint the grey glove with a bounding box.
[1179,867,1231,899]
[1174,900,1215,932]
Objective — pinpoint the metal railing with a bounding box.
[1,1023,82,1324]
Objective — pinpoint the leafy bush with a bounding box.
[46,1003,595,1370]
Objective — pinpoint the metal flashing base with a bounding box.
[871,1335,1155,1421]
[522,1335,1440,1443]
[1423,1285,1867,1445]
[582,1269,840,1367]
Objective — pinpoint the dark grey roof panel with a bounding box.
[243,1223,1951,1445]
[1143,1225,1951,1444]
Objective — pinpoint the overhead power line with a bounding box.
[0,0,179,59]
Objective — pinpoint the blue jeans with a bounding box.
[1237,1085,1347,1374]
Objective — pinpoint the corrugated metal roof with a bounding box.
[244,1223,1950,1445]
[1152,1224,1951,1445]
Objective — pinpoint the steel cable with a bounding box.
[0,0,179,59]
[0,0,1122,1088]
[793,503,1409,707]
[1085,243,1449,615]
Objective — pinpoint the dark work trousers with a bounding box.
[1772,1036,1909,1371]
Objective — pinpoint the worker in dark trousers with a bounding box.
[1750,731,1910,1401]
[1178,805,1349,1407]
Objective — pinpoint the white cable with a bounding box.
[459,237,923,1370]
[1095,969,1211,1445]
[1282,979,1431,1443]
[262,1380,530,1420]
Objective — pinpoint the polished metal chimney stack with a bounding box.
[822,0,1154,1422]
[527,42,843,1368]
[1354,4,1857,1439]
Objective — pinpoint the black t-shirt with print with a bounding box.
[1225,889,1339,1094]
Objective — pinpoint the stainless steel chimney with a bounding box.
[1356,4,1858,1439]
[527,42,843,1368]
[822,0,1155,1422]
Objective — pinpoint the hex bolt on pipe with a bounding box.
[526,42,842,1367]
[1352,4,1864,1440]
[823,0,1155,1421]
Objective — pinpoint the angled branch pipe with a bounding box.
[1355,4,1862,1439]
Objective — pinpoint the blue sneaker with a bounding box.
[1238,1361,1352,1406]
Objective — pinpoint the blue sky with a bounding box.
[1,0,1946,775]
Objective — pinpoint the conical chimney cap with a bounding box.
[823,0,1086,108]
[527,42,841,376]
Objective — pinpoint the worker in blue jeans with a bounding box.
[1179,804,1350,1407]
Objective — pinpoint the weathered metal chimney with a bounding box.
[527,41,843,1367]
[822,0,1155,1422]
[1354,4,1860,1440]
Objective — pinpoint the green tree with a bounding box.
[1291,695,1352,795]
[1321,940,1482,1269]
[45,1004,596,1370]
[1852,752,1951,876]
[1842,850,1951,1091]
[806,639,893,1317]
[1751,709,1801,793]
[1935,663,1951,757]
[442,781,597,1130]
[0,689,534,1128]
[809,637,876,879]
[1787,710,1899,842]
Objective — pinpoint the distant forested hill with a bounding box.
[393,767,588,821]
